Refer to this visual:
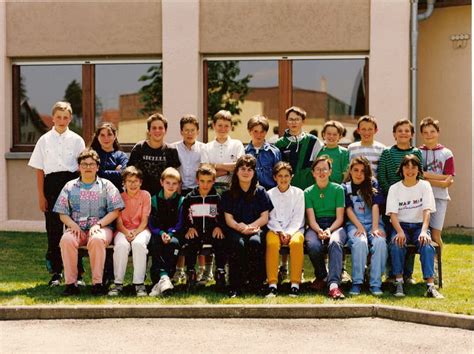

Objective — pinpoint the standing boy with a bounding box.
[201,110,245,194]
[245,115,281,190]
[148,168,184,296]
[317,120,349,184]
[129,113,181,197]
[28,101,85,286]
[419,117,455,249]
[348,115,386,178]
[181,164,227,291]
[275,106,323,191]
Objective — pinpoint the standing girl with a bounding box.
[343,156,387,296]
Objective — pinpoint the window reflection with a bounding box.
[95,63,162,144]
[207,60,279,143]
[292,59,367,144]
[18,65,83,143]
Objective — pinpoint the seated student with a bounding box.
[54,149,124,296]
[343,157,387,296]
[386,155,443,298]
[317,120,349,184]
[181,164,226,292]
[265,162,305,298]
[222,155,273,298]
[304,155,347,299]
[148,168,184,297]
[108,166,151,297]
[245,115,281,190]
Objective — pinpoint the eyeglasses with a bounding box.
[80,162,97,168]
[287,117,303,122]
[314,168,330,173]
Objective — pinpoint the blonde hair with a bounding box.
[52,101,72,116]
[160,167,181,182]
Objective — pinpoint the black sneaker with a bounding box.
[91,283,106,296]
[289,286,299,298]
[215,270,226,291]
[63,284,80,296]
[265,286,278,298]
[186,270,197,293]
[49,273,62,287]
[228,289,241,298]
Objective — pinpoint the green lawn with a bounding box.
[0,229,473,315]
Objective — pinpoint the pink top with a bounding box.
[119,190,151,230]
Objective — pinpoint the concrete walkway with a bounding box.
[1,317,472,353]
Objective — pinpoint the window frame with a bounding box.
[202,55,369,143]
[11,59,162,152]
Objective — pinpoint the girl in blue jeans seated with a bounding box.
[343,156,386,296]
[304,155,347,299]
[386,154,443,298]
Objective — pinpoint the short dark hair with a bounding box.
[420,116,440,133]
[322,120,345,136]
[393,118,414,134]
[122,166,143,181]
[196,163,216,179]
[180,114,199,131]
[147,113,168,131]
[272,161,293,176]
[357,115,378,130]
[311,155,333,171]
[247,115,269,132]
[397,154,423,180]
[285,106,306,120]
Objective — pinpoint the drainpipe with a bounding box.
[411,0,435,145]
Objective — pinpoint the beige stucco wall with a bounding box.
[200,0,370,53]
[6,1,162,57]
[418,6,472,227]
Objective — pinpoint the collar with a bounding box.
[51,127,69,137]
[158,189,179,200]
[214,136,231,146]
[247,141,271,152]
[419,143,444,151]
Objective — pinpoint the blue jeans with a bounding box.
[347,222,387,288]
[389,222,435,279]
[305,217,347,286]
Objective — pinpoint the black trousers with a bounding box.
[182,232,227,271]
[43,171,77,274]
[149,234,181,284]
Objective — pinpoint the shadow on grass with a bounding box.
[443,233,474,245]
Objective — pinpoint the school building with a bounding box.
[0,1,471,231]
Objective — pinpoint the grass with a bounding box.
[0,229,473,315]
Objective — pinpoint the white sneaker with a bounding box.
[172,270,186,285]
[149,282,162,297]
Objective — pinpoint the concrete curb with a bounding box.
[1,304,473,330]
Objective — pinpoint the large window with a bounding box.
[12,60,162,151]
[204,57,367,143]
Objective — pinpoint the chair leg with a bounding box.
[437,246,442,288]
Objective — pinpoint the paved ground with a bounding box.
[1,317,472,353]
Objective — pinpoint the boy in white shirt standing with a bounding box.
[28,101,85,286]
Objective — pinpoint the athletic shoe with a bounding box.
[426,285,444,299]
[172,270,187,285]
[197,270,213,285]
[404,276,416,285]
[186,270,197,293]
[289,286,299,298]
[48,273,62,287]
[63,284,80,296]
[310,278,326,291]
[394,281,405,297]
[107,283,123,296]
[77,275,86,287]
[265,286,278,298]
[341,269,352,284]
[135,284,147,297]
[349,284,362,295]
[328,287,345,299]
[91,283,106,296]
[215,270,226,291]
[150,276,174,297]
[228,289,241,298]
[370,286,383,296]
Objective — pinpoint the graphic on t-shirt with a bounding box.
[399,197,423,211]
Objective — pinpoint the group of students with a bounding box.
[28,101,454,299]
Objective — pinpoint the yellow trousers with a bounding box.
[266,231,304,285]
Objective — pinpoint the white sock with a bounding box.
[427,282,435,287]
[395,277,403,283]
[291,283,299,289]
[269,284,277,289]
[329,283,338,291]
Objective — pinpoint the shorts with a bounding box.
[430,198,448,230]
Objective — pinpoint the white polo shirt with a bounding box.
[201,137,245,184]
[171,140,205,190]
[28,128,85,175]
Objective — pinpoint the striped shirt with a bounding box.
[347,141,385,177]
[377,145,423,195]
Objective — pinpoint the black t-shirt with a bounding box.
[129,140,181,196]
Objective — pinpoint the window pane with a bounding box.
[18,65,83,144]
[207,60,279,143]
[95,63,162,144]
[292,59,367,144]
